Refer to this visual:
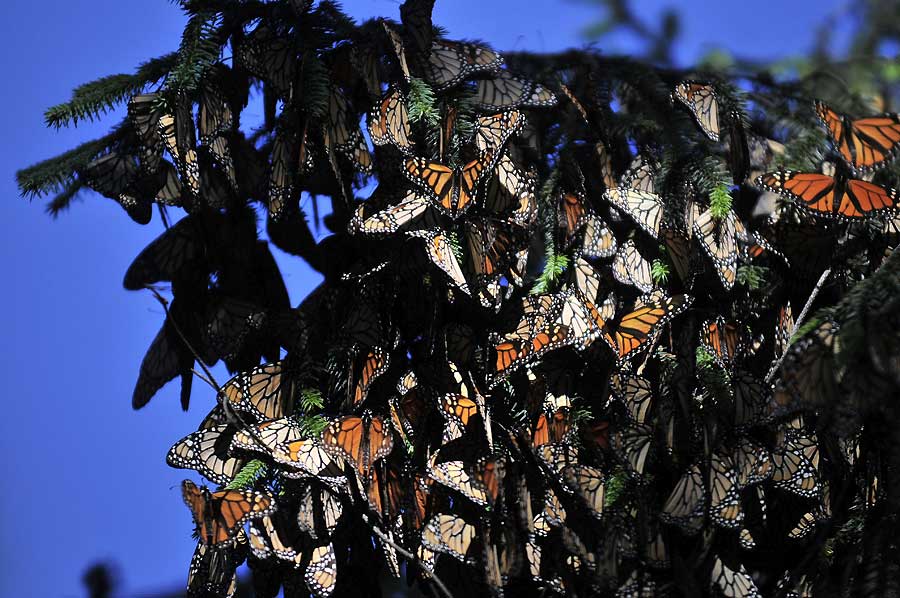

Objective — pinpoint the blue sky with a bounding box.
[1,1,845,595]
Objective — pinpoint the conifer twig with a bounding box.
[765,268,832,384]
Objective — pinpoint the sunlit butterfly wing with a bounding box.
[604,186,664,239]
[613,240,655,293]
[674,81,720,141]
[815,100,900,172]
[473,71,557,111]
[603,295,691,364]
[756,170,900,219]
[221,361,292,421]
[426,40,503,90]
[182,480,274,546]
[474,110,524,155]
[580,214,617,259]
[693,206,738,289]
[305,543,337,598]
[422,513,477,562]
[368,88,414,154]
[711,558,761,598]
[407,229,470,294]
[167,425,245,486]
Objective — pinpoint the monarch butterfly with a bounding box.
[426,40,503,90]
[558,191,589,242]
[167,425,245,486]
[80,152,153,224]
[732,438,772,489]
[673,81,720,141]
[295,484,344,540]
[567,257,616,320]
[422,513,478,563]
[368,88,414,153]
[579,214,618,259]
[305,543,338,598]
[756,170,900,220]
[787,511,821,540]
[198,85,237,190]
[404,152,494,217]
[181,479,274,546]
[267,128,298,221]
[349,191,431,236]
[473,71,557,111]
[604,177,664,239]
[154,162,183,206]
[732,370,767,430]
[772,318,840,415]
[407,228,471,294]
[428,453,502,507]
[774,303,794,358]
[612,423,653,477]
[381,21,411,81]
[322,88,373,174]
[238,25,296,95]
[692,206,740,290]
[321,412,394,479]
[123,214,206,290]
[708,451,743,529]
[157,111,201,198]
[348,347,390,406]
[483,152,538,227]
[439,362,485,442]
[660,464,706,534]
[464,217,522,284]
[249,512,305,566]
[365,463,404,525]
[610,373,653,425]
[220,361,292,421]
[389,370,426,445]
[613,240,655,293]
[272,437,345,483]
[662,228,693,285]
[700,317,744,368]
[187,537,242,598]
[563,464,605,519]
[711,558,761,598]
[815,100,900,172]
[340,294,388,349]
[532,409,573,447]
[491,294,569,375]
[127,93,165,174]
[601,295,692,364]
[132,312,195,410]
[230,417,305,459]
[474,110,524,155]
[770,446,818,498]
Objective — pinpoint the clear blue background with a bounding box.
[1,1,845,595]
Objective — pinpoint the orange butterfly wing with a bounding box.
[405,158,455,212]
[842,179,900,217]
[757,171,835,215]
[817,101,900,171]
[322,416,365,473]
[457,154,490,214]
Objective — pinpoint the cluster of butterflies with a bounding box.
[52,0,900,597]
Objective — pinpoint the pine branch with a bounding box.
[224,459,268,490]
[45,180,86,217]
[43,53,177,129]
[167,11,223,92]
[16,126,127,197]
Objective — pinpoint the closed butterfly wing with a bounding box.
[167,425,245,486]
[426,40,503,90]
[613,240,654,293]
[408,229,470,294]
[660,464,706,534]
[674,81,720,141]
[693,207,738,289]
[474,71,556,111]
